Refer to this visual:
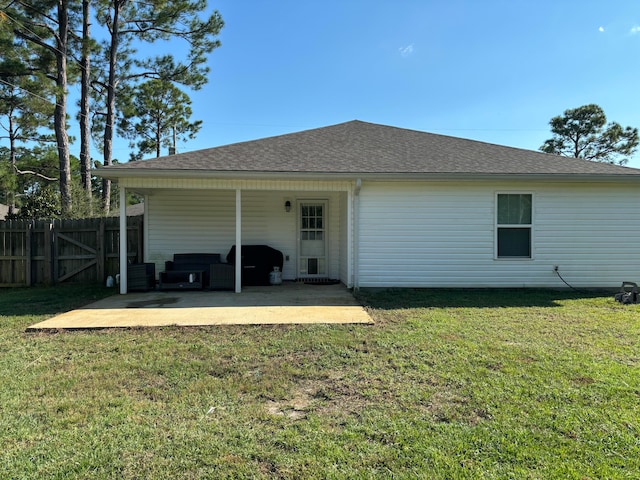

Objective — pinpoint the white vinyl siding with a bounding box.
[534,184,640,284]
[146,190,236,272]
[358,180,640,288]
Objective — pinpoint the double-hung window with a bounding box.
[496,193,532,258]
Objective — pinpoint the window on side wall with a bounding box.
[496,193,532,258]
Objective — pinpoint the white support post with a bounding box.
[235,189,242,293]
[143,194,149,262]
[119,187,128,294]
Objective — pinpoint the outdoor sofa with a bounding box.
[159,253,234,290]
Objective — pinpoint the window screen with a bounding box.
[497,194,532,258]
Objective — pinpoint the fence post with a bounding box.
[43,220,53,286]
[97,217,105,282]
[53,220,59,284]
[25,221,32,286]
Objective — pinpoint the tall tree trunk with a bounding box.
[156,123,161,157]
[102,0,125,213]
[55,0,72,216]
[8,113,17,216]
[80,0,92,204]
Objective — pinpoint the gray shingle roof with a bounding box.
[98,120,640,177]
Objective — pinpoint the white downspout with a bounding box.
[353,178,362,292]
[346,187,353,288]
[235,189,242,293]
[119,187,128,294]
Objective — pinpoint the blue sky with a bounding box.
[107,0,640,167]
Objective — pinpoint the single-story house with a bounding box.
[94,120,640,294]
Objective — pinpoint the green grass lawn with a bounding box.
[1,285,639,479]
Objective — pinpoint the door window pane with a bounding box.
[308,258,318,275]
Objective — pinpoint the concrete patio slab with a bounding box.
[27,283,373,330]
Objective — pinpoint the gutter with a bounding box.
[92,168,640,184]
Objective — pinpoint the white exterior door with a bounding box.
[298,201,328,277]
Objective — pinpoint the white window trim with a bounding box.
[494,192,534,260]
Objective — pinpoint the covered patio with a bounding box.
[112,184,356,295]
[27,283,373,330]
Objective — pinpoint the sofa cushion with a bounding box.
[173,253,221,265]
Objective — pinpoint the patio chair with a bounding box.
[209,262,235,290]
[127,263,156,291]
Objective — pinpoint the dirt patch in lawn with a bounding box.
[264,377,372,421]
[265,386,314,420]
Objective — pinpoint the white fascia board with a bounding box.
[92,169,358,181]
[92,168,640,184]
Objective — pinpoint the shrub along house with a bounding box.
[94,120,640,294]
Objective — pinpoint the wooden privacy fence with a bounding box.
[0,216,143,287]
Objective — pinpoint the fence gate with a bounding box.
[54,219,102,284]
[0,216,143,287]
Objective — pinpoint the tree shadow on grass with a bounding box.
[0,284,113,317]
[356,288,613,310]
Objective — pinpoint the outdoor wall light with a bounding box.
[284,200,291,213]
